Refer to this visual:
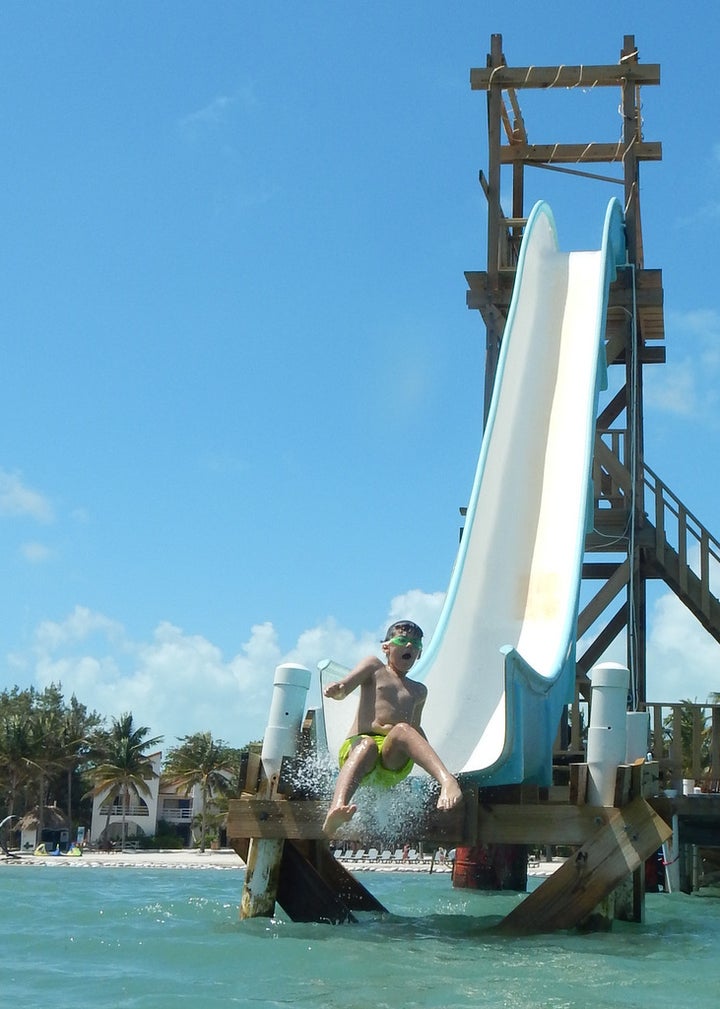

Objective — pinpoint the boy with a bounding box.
[322,619,463,836]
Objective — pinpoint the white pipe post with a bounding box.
[260,663,313,785]
[240,663,312,919]
[625,711,650,764]
[586,662,629,806]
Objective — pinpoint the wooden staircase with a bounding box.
[641,465,720,641]
[581,435,720,683]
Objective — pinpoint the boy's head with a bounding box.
[381,620,424,671]
[383,620,424,645]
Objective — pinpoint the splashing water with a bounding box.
[286,753,438,848]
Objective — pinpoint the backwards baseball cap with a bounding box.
[383,620,424,642]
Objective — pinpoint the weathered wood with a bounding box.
[498,142,661,165]
[240,838,285,919]
[276,841,386,924]
[471,63,661,90]
[476,802,615,845]
[495,798,671,935]
[229,798,326,840]
[284,841,387,915]
[228,788,477,846]
[569,763,588,805]
[230,777,668,849]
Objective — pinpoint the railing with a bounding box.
[643,464,720,604]
[98,804,150,817]
[594,429,719,587]
[160,806,193,821]
[642,702,720,790]
[558,700,720,792]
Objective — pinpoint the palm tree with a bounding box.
[59,696,102,826]
[87,713,162,851]
[164,732,237,851]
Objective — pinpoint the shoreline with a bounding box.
[1,847,562,876]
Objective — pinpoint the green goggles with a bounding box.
[388,635,423,649]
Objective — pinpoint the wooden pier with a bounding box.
[229,750,675,931]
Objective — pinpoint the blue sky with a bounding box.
[2,2,719,749]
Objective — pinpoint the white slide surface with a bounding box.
[322,199,626,787]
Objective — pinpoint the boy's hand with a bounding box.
[324,681,347,700]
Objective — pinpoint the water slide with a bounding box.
[320,198,627,788]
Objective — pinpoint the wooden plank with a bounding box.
[276,841,386,924]
[471,64,661,90]
[229,790,477,845]
[569,763,588,805]
[577,560,630,635]
[289,840,387,914]
[233,794,631,847]
[499,142,661,165]
[495,798,671,935]
[228,798,326,840]
[476,803,616,845]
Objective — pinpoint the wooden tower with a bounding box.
[465,34,720,728]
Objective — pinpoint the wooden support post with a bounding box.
[240,664,311,920]
[240,837,285,919]
[495,797,671,935]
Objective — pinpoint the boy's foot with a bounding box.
[322,803,357,836]
[436,777,463,811]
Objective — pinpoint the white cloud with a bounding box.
[645,309,720,422]
[178,84,257,136]
[19,542,53,564]
[34,606,124,650]
[646,590,720,704]
[644,358,697,417]
[0,469,54,522]
[21,591,446,750]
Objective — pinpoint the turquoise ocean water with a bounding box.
[2,864,720,1009]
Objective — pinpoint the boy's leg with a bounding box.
[380,723,463,810]
[322,737,379,836]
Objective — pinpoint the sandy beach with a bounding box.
[1,848,247,870]
[1,847,561,876]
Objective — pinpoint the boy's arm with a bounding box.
[323,655,382,700]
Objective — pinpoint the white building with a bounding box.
[89,751,205,848]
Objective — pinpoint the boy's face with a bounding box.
[382,630,423,672]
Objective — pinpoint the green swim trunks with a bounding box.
[338,734,414,789]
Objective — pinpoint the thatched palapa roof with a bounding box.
[16,803,69,831]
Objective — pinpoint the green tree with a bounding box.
[58,696,102,826]
[662,699,711,777]
[87,713,162,851]
[0,707,35,818]
[164,732,238,851]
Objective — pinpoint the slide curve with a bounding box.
[321,198,626,788]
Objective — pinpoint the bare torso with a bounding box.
[348,658,427,736]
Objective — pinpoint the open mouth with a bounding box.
[402,651,412,660]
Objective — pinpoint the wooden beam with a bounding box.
[495,798,671,934]
[228,788,477,846]
[498,142,661,165]
[276,841,386,923]
[229,798,326,841]
[230,793,664,851]
[477,803,616,846]
[576,604,628,674]
[471,64,660,90]
[577,560,630,635]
